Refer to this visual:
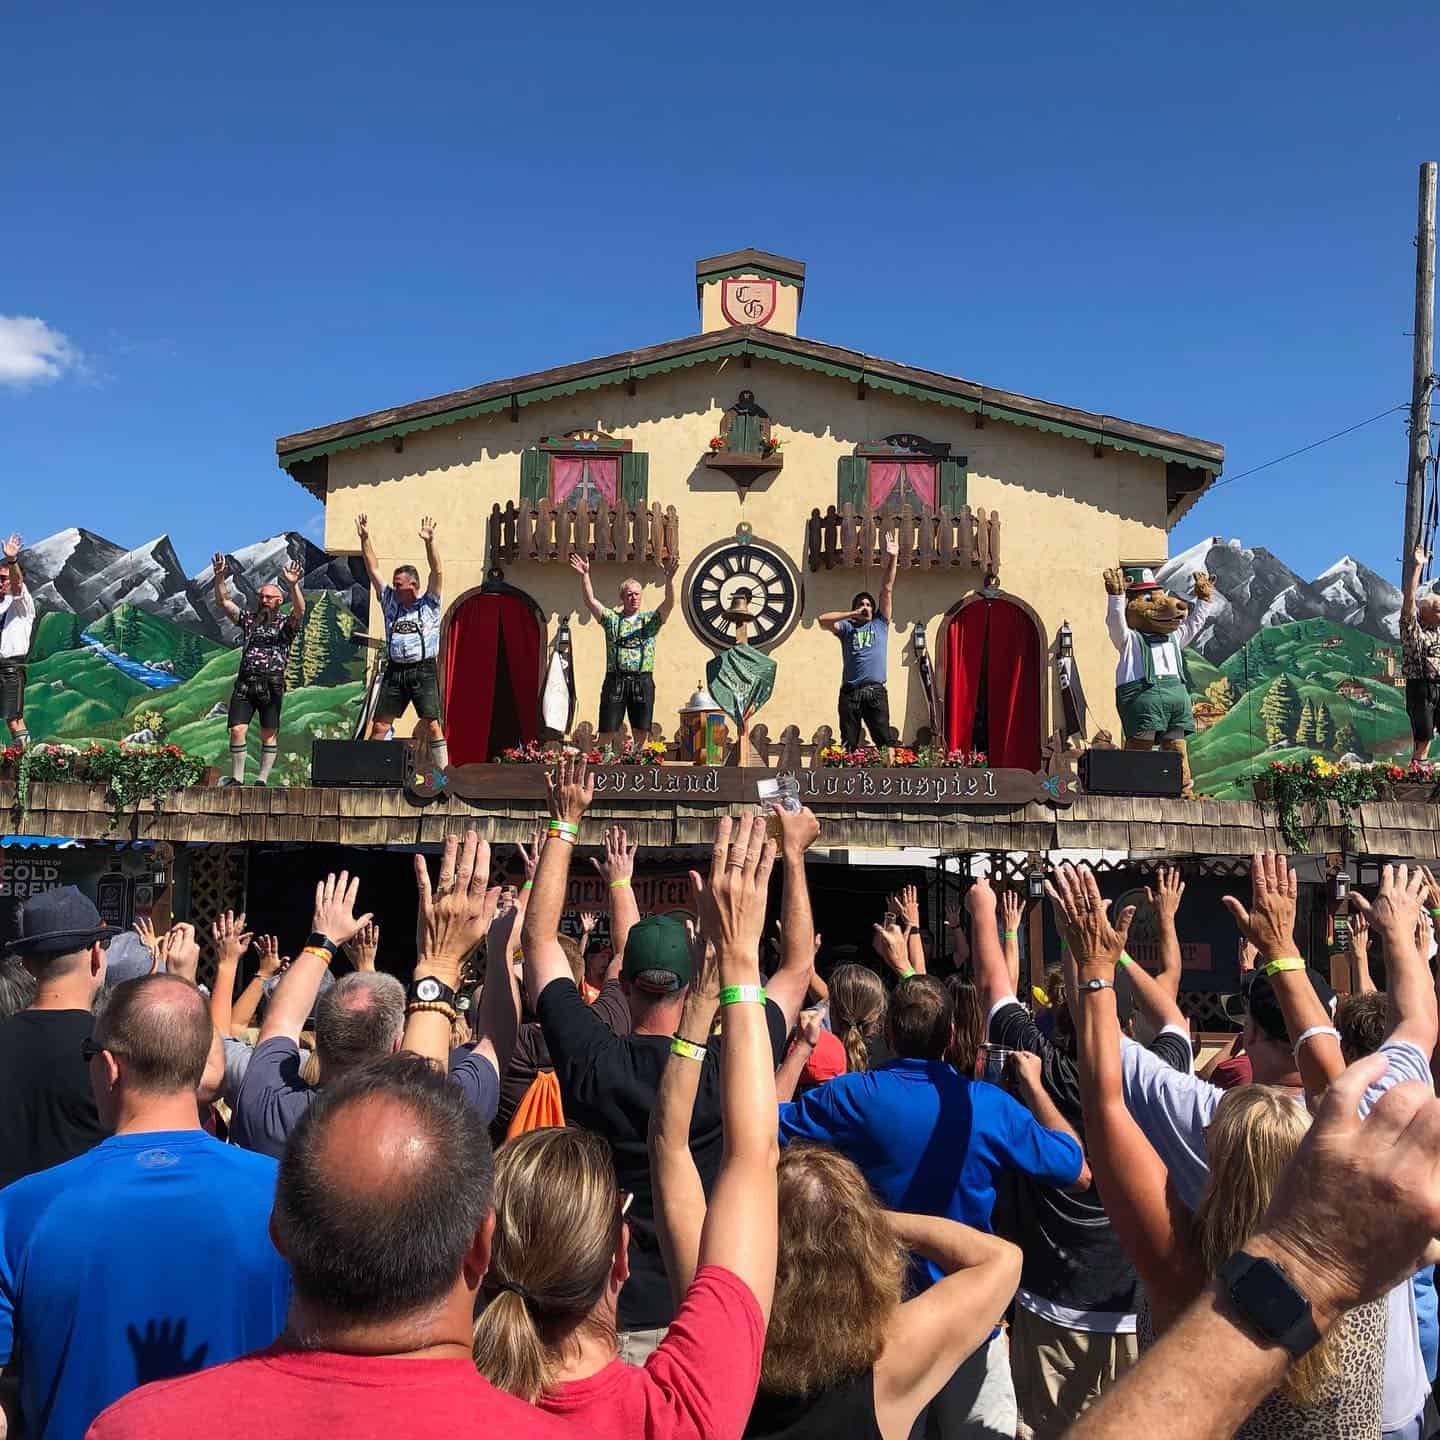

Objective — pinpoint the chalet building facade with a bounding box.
[277,250,1224,766]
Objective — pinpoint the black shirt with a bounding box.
[237,609,301,679]
[747,1370,883,1440]
[987,1000,1191,1318]
[537,977,788,1330]
[0,1009,109,1189]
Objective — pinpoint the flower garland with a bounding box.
[494,739,665,767]
[9,742,206,828]
[1262,757,1436,852]
[818,744,989,769]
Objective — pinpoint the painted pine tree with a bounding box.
[1314,701,1337,750]
[1259,675,1301,746]
[300,592,351,687]
[1294,699,1317,746]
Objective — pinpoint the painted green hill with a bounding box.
[22,646,150,739]
[86,603,225,672]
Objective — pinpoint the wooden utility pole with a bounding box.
[1403,161,1437,587]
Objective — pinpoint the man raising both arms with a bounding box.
[819,528,900,749]
[211,553,306,785]
[357,512,448,773]
[569,550,678,743]
[0,533,35,750]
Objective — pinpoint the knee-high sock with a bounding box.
[11,730,29,748]
[257,743,279,781]
[230,744,247,782]
[428,738,450,770]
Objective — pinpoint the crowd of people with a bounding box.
[5,754,1440,1439]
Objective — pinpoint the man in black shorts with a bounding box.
[1400,544,1440,764]
[0,533,35,750]
[212,553,305,785]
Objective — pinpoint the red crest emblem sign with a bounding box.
[720,277,777,328]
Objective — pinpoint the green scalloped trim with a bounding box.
[695,265,804,288]
[277,337,1221,476]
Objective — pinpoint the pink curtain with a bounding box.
[902,461,937,508]
[869,461,903,507]
[552,457,585,504]
[586,456,619,504]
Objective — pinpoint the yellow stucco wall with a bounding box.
[323,355,1173,752]
[699,274,801,335]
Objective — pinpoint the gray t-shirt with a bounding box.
[229,1036,500,1160]
[836,615,888,688]
[1120,1037,1431,1433]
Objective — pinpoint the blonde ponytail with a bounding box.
[828,965,887,1074]
[472,1286,551,1403]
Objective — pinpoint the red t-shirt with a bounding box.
[537,1266,764,1440]
[1210,1051,1253,1090]
[86,1348,589,1439]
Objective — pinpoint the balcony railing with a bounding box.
[806,503,1001,576]
[488,498,680,568]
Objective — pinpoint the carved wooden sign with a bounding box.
[414,764,1074,807]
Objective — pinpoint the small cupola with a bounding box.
[695,249,805,336]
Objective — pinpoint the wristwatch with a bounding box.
[407,976,458,1008]
[1217,1251,1321,1359]
[1077,977,1114,994]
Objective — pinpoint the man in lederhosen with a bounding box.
[357,512,449,773]
[212,553,306,785]
[0,533,35,750]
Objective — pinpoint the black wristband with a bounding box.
[304,932,339,959]
[907,926,920,936]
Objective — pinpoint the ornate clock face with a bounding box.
[685,539,800,651]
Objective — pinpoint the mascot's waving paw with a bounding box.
[1191,571,1216,603]
[1103,567,1126,596]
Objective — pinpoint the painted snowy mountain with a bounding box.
[1156,537,1404,662]
[19,527,366,646]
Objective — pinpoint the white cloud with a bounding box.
[0,315,84,387]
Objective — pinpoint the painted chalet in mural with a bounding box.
[275,248,1225,769]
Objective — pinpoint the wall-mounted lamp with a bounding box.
[911,623,928,658]
[1057,621,1074,659]
[151,864,169,891]
[1027,867,1046,901]
[1331,870,1352,904]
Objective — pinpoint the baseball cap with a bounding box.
[620,914,693,993]
[3,886,120,958]
[1223,967,1336,1040]
[801,1027,847,1085]
[103,932,157,985]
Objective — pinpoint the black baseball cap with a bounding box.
[1223,966,1336,1041]
[3,886,120,958]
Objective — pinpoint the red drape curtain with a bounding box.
[943,599,1041,769]
[443,594,543,764]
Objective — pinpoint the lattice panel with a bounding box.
[1179,990,1236,1031]
[184,845,249,990]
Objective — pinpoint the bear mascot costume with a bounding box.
[1103,566,1215,798]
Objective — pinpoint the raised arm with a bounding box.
[1353,863,1436,1055]
[766,805,820,1031]
[775,1008,823,1103]
[966,876,1011,1015]
[521,752,596,1010]
[656,549,679,623]
[691,814,780,1321]
[3,533,24,596]
[1145,865,1185,1002]
[207,910,253,1038]
[818,605,862,635]
[470,901,523,1082]
[878,528,899,621]
[568,553,607,622]
[890,884,926,975]
[589,824,640,967]
[1403,544,1427,624]
[281,559,306,622]
[998,887,1022,993]
[1173,571,1215,650]
[1052,863,1203,1326]
[260,872,372,1044]
[1224,851,1343,1104]
[419,514,442,599]
[1005,1049,1091,1188]
[229,934,283,1032]
[355,512,385,599]
[649,934,720,1307]
[210,552,243,623]
[404,831,500,1068]
[1346,910,1376,995]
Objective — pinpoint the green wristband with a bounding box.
[548,820,579,836]
[1003,930,1018,939]
[719,984,766,1006]
[520,880,533,893]
[1117,952,1134,967]
[669,1036,707,1062]
[899,966,917,979]
[1262,957,1305,976]
[1429,908,1440,918]
[610,878,632,889]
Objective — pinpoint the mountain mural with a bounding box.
[16,527,369,786]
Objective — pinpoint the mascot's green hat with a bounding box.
[1124,565,1163,595]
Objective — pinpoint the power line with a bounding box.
[1207,404,1409,492]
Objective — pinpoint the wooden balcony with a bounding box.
[806,503,1001,577]
[488,498,680,568]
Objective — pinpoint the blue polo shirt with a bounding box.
[0,1130,289,1439]
[778,1057,1083,1288]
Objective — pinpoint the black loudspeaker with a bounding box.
[311,740,414,788]
[1081,747,1183,797]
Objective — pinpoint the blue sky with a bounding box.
[4,1,1436,583]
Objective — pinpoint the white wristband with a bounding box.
[1292,1025,1341,1058]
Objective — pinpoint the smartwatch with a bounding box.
[1216,1251,1321,1360]
[304,933,339,960]
[408,976,458,1008]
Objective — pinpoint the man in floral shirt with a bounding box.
[569,551,679,742]
[211,553,306,785]
[1400,544,1440,764]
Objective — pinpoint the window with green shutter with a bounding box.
[843,434,966,513]
[520,430,646,508]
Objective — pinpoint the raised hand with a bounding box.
[546,750,594,825]
[516,827,545,880]
[133,915,157,953]
[691,814,776,970]
[578,910,600,937]
[311,870,373,948]
[159,922,201,984]
[1221,851,1298,961]
[1191,571,1217,602]
[1145,864,1186,923]
[280,561,303,588]
[1103,567,1126,596]
[343,920,380,972]
[2,533,20,560]
[883,530,899,558]
[210,910,253,969]
[1351,863,1427,942]
[355,512,369,540]
[798,1008,824,1047]
[419,515,437,542]
[662,551,680,577]
[1415,546,1430,570]
[414,831,499,986]
[568,553,590,577]
[255,934,283,978]
[965,874,997,918]
[770,804,820,858]
[1045,863,1134,971]
[890,883,920,930]
[999,888,1022,932]
[211,552,228,583]
[871,917,910,977]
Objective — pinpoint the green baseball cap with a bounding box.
[621,913,693,993]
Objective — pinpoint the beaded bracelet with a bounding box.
[669,1036,707,1062]
[1262,957,1305,977]
[719,984,766,1006]
[406,1000,460,1023]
